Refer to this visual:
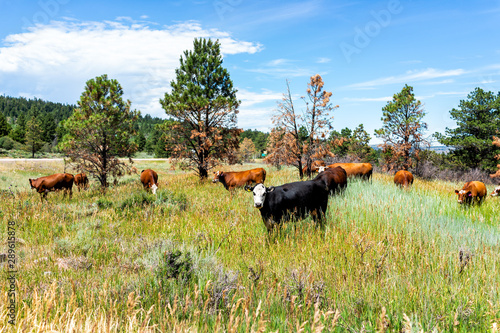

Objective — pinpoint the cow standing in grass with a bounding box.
[74,173,89,191]
[455,181,487,206]
[302,160,326,178]
[313,166,348,195]
[140,169,159,194]
[394,170,414,189]
[491,185,500,197]
[212,168,266,191]
[322,163,373,181]
[29,173,74,201]
[245,179,329,233]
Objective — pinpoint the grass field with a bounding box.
[1,159,500,332]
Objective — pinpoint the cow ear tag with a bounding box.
[468,193,472,196]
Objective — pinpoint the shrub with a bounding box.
[0,136,16,150]
[157,250,193,284]
[119,192,155,209]
[96,198,113,209]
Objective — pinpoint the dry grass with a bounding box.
[1,159,500,331]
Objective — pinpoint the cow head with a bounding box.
[212,171,223,183]
[151,184,158,195]
[317,166,326,173]
[29,179,36,189]
[455,189,472,204]
[245,183,274,209]
[491,186,500,197]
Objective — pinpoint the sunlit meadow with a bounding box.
[1,159,499,332]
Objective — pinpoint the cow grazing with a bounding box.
[140,169,159,194]
[327,163,373,181]
[313,166,348,194]
[454,181,487,205]
[394,170,414,189]
[245,180,329,233]
[212,168,266,191]
[302,160,326,178]
[29,173,74,201]
[491,185,500,197]
[74,173,89,191]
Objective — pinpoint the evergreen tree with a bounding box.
[434,87,500,171]
[59,74,139,189]
[41,113,57,143]
[160,38,240,179]
[135,132,146,152]
[375,84,429,171]
[10,113,26,143]
[330,127,352,157]
[349,124,372,161]
[0,112,11,137]
[25,111,44,158]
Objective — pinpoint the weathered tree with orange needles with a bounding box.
[160,38,241,179]
[375,84,429,171]
[490,135,500,179]
[238,137,257,162]
[265,75,337,178]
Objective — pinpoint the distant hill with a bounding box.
[370,144,450,153]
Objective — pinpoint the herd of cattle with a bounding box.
[28,162,500,233]
[28,169,159,199]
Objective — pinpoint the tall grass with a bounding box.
[1,160,499,331]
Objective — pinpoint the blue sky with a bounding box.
[0,0,499,144]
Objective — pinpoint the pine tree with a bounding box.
[375,84,429,171]
[434,88,500,171]
[10,113,26,143]
[349,124,372,161]
[160,38,241,179]
[59,74,139,189]
[0,112,11,137]
[25,112,44,158]
[41,113,57,143]
[135,132,146,151]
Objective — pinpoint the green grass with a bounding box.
[0,160,499,332]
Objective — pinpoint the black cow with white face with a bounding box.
[245,180,329,233]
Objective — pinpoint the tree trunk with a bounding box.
[198,166,208,179]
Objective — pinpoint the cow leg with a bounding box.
[263,218,274,234]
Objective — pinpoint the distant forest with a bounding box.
[0,95,269,158]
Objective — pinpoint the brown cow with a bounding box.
[454,181,487,205]
[140,169,159,194]
[29,173,74,201]
[490,185,500,197]
[327,163,373,181]
[74,173,89,191]
[313,166,348,194]
[394,170,414,189]
[302,160,326,178]
[212,168,266,191]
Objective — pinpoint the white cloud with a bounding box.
[0,19,263,118]
[267,58,291,66]
[344,96,392,102]
[415,91,469,100]
[347,68,467,89]
[238,88,282,107]
[317,57,331,64]
[238,106,273,132]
